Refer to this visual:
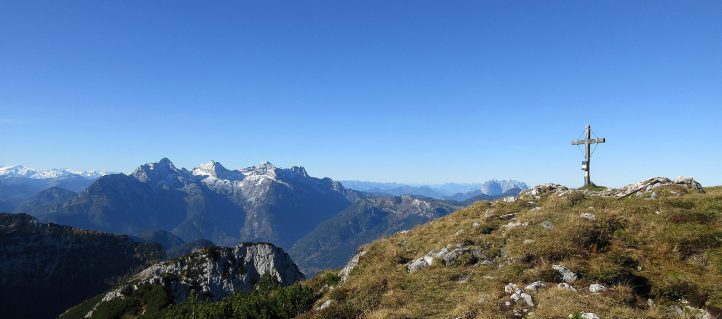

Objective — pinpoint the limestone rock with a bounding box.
[407,256,431,273]
[580,212,596,221]
[504,283,520,294]
[557,283,577,291]
[552,265,577,282]
[520,184,570,199]
[542,220,554,230]
[339,250,367,282]
[524,281,547,293]
[83,243,303,318]
[581,313,600,319]
[589,283,607,293]
[317,299,333,310]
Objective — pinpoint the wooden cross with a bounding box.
[571,125,605,187]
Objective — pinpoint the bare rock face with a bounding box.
[339,250,367,282]
[88,242,304,316]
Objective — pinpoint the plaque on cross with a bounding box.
[571,125,606,187]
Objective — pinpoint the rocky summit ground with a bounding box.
[301,177,721,319]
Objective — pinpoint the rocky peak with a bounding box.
[130,158,190,186]
[290,166,309,178]
[480,179,529,196]
[86,242,304,315]
[192,160,244,180]
[240,161,280,180]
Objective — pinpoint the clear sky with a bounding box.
[1,1,721,187]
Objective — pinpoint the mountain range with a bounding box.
[0,165,107,212]
[6,158,513,274]
[340,179,528,200]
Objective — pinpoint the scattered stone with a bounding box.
[509,289,534,307]
[580,212,596,221]
[524,281,546,293]
[542,220,554,230]
[589,283,607,293]
[531,207,542,211]
[521,183,570,199]
[668,301,713,319]
[406,257,431,273]
[472,221,481,228]
[650,191,657,200]
[484,209,494,218]
[581,313,600,319]
[503,221,528,228]
[523,239,535,245]
[454,229,464,236]
[520,292,534,307]
[505,283,519,294]
[500,213,516,220]
[552,265,577,282]
[503,196,517,203]
[339,250,367,281]
[557,283,577,291]
[317,300,333,310]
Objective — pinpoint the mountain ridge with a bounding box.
[19,158,465,274]
[0,212,163,319]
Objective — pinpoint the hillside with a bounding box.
[300,177,721,318]
[0,213,163,319]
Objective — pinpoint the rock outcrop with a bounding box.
[89,242,304,314]
[519,176,704,200]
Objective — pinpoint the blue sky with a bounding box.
[1,1,721,187]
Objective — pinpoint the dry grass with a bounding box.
[301,186,722,318]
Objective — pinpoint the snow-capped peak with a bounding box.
[131,158,191,184]
[192,160,244,180]
[242,161,277,177]
[0,165,108,180]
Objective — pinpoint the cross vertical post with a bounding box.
[571,125,606,187]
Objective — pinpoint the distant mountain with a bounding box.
[15,186,77,218]
[0,212,163,319]
[289,193,460,274]
[134,229,185,249]
[479,179,529,196]
[340,179,528,201]
[0,165,107,211]
[340,181,468,198]
[25,158,463,274]
[132,229,215,259]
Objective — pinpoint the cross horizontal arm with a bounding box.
[571,138,606,145]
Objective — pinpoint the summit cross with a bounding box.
[571,125,606,187]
